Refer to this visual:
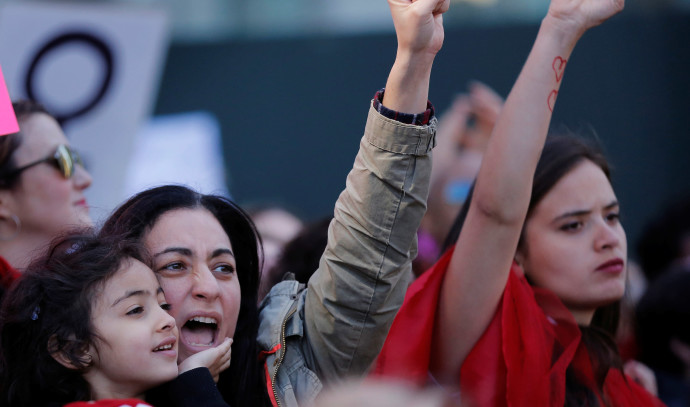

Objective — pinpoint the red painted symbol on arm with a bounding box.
[552,57,567,83]
[547,90,558,112]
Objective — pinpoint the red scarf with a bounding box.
[374,248,664,406]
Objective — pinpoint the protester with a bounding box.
[0,100,92,296]
[97,0,448,405]
[0,233,231,406]
[374,0,662,404]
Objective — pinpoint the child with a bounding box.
[0,233,232,407]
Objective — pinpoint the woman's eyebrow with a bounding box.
[553,209,591,222]
[552,200,619,223]
[154,247,193,258]
[603,200,619,210]
[210,248,234,259]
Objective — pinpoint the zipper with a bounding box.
[271,306,297,407]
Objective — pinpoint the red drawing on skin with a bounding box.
[552,56,567,82]
[547,90,558,112]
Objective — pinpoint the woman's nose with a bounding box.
[595,222,622,251]
[191,267,221,301]
[72,163,92,191]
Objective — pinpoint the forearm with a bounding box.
[472,17,584,223]
[383,50,436,113]
[383,0,448,113]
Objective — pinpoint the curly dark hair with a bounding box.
[0,231,147,406]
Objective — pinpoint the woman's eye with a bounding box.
[560,221,582,232]
[213,264,235,274]
[127,306,144,316]
[606,212,620,223]
[160,261,185,272]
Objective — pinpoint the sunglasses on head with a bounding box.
[0,144,83,181]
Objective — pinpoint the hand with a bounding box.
[546,0,624,35]
[436,82,503,154]
[178,337,233,383]
[623,360,658,397]
[465,81,503,152]
[436,94,471,150]
[387,0,450,57]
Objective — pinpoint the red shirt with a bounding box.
[374,248,664,406]
[64,400,152,407]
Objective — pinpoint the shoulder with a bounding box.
[257,280,307,351]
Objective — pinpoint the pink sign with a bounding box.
[0,65,19,136]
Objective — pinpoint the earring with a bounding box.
[0,214,21,241]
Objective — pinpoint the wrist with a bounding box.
[394,47,437,71]
[539,14,585,50]
[384,50,434,113]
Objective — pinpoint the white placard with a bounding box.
[0,1,169,223]
[124,111,230,200]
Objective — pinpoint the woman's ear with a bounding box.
[513,252,526,277]
[48,335,91,370]
[0,194,21,241]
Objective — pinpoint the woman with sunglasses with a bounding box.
[0,100,92,296]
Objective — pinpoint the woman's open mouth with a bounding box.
[181,316,218,347]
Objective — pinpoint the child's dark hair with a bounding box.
[0,231,149,407]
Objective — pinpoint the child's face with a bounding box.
[84,259,179,400]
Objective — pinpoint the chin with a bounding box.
[77,213,94,227]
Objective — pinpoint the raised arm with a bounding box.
[303,0,449,381]
[384,0,449,113]
[430,0,624,384]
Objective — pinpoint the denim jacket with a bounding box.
[257,103,437,407]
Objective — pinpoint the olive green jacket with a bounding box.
[257,103,437,407]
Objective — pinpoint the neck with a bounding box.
[88,380,145,402]
[0,234,53,270]
[569,307,595,326]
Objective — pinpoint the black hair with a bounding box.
[441,135,621,405]
[0,100,52,189]
[266,216,332,292]
[0,231,147,406]
[99,185,270,406]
